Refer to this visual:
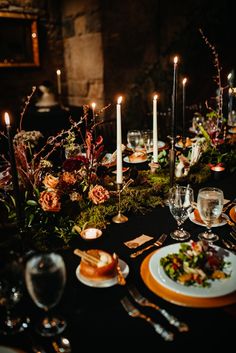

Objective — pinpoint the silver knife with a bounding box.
[130,233,167,258]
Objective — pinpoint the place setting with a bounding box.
[127,185,236,308]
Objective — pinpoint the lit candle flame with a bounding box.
[117,96,122,104]
[174,56,178,64]
[4,112,10,126]
[56,69,61,76]
[91,102,96,110]
[153,94,158,100]
[228,72,232,81]
[182,77,187,86]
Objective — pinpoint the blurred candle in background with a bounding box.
[227,71,234,125]
[91,102,97,139]
[153,94,158,163]
[171,56,178,139]
[116,96,123,184]
[182,77,187,139]
[56,69,62,95]
[4,112,23,228]
[91,102,96,120]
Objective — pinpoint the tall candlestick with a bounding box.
[153,94,158,163]
[91,102,97,139]
[227,71,234,125]
[56,69,62,95]
[4,112,23,228]
[116,96,123,184]
[91,102,96,120]
[171,56,178,138]
[182,77,187,139]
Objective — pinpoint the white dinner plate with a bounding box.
[76,259,129,288]
[123,156,148,164]
[149,242,236,298]
[189,212,228,227]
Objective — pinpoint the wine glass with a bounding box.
[127,130,141,151]
[168,185,194,241]
[0,252,30,335]
[25,252,66,337]
[197,187,224,242]
[140,130,153,152]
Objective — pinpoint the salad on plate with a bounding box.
[160,240,231,288]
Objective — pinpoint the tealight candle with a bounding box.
[210,165,225,180]
[80,228,102,240]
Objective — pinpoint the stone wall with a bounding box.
[61,0,104,108]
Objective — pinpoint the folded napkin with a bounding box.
[124,234,154,249]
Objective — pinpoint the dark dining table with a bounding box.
[0,169,236,353]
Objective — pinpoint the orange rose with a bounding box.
[43,174,59,189]
[61,171,76,185]
[39,190,61,212]
[88,185,110,205]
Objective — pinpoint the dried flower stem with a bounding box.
[199,28,223,117]
[19,86,37,131]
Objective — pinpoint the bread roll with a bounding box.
[79,249,118,281]
[129,151,146,163]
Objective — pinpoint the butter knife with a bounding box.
[130,233,167,258]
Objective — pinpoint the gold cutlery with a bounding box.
[128,285,189,332]
[222,239,236,251]
[230,231,236,241]
[120,296,174,341]
[223,198,236,213]
[113,253,126,286]
[130,233,167,258]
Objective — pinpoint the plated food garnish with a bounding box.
[160,241,231,288]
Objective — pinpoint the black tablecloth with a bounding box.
[0,171,236,352]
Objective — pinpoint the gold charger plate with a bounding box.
[140,251,236,308]
[229,205,236,223]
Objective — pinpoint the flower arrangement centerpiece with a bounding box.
[0,99,169,249]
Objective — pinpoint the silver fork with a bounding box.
[128,285,189,332]
[120,296,174,341]
[230,230,236,241]
[222,239,236,251]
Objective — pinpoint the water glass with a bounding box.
[25,252,66,337]
[197,187,224,242]
[127,130,141,150]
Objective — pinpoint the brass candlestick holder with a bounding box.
[112,183,129,224]
[169,137,176,187]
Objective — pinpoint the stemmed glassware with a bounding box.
[168,185,194,241]
[0,252,30,335]
[197,187,224,242]
[25,252,66,337]
[127,130,141,151]
[140,130,153,152]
